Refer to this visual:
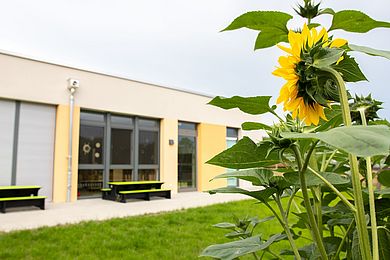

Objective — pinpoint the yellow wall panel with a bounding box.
[52,104,80,202]
[197,123,226,191]
[160,118,179,194]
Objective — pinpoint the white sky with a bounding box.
[0,0,389,119]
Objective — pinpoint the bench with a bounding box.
[118,189,171,203]
[0,186,46,213]
[0,196,46,213]
[102,181,171,202]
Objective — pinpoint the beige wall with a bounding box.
[52,105,80,202]
[0,52,264,131]
[160,118,179,194]
[197,123,227,191]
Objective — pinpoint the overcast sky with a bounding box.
[1,0,389,119]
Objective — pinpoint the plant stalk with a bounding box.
[359,109,379,260]
[264,200,302,260]
[322,67,372,260]
[333,220,355,260]
[292,144,328,260]
[307,166,356,212]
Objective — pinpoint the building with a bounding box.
[0,50,262,202]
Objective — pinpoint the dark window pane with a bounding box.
[178,135,196,189]
[111,115,133,126]
[139,118,158,128]
[78,169,103,198]
[109,169,132,182]
[80,112,104,123]
[139,131,158,164]
[79,125,104,164]
[138,169,157,181]
[227,127,238,138]
[111,128,132,164]
[179,122,196,130]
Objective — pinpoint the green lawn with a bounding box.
[0,199,300,259]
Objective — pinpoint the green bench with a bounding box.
[102,181,171,203]
[0,186,46,213]
[118,189,171,202]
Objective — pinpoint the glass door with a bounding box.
[178,122,197,191]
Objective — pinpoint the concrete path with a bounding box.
[0,192,247,232]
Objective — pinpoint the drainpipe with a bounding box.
[67,79,80,202]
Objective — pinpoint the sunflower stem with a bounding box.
[322,67,372,260]
[292,143,328,260]
[359,108,379,260]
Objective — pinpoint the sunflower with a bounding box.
[273,24,347,125]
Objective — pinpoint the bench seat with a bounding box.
[118,189,171,202]
[0,196,46,213]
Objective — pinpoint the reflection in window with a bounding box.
[111,128,132,164]
[78,170,103,197]
[139,130,158,164]
[79,125,104,164]
[109,169,132,182]
[178,135,196,189]
[138,169,157,181]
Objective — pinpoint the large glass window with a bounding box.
[178,122,197,191]
[78,111,159,198]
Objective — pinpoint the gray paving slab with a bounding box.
[0,192,247,232]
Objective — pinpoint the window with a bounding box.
[78,111,160,198]
[226,127,239,187]
[178,122,197,190]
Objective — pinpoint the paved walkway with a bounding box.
[0,192,247,232]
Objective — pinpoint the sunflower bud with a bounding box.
[295,0,320,20]
[350,94,383,124]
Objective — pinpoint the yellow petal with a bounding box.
[330,38,347,48]
[277,44,293,55]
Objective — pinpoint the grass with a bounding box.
[0,199,303,259]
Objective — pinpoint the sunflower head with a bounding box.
[295,0,321,20]
[273,24,348,126]
[350,94,383,124]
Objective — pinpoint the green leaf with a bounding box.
[378,228,390,260]
[349,44,390,60]
[378,170,390,187]
[313,48,345,68]
[284,171,350,187]
[212,168,274,186]
[308,23,321,29]
[208,186,277,202]
[332,55,367,82]
[254,27,288,49]
[207,137,280,169]
[329,10,390,33]
[222,11,292,32]
[208,96,273,115]
[352,229,362,260]
[212,222,236,229]
[242,122,272,131]
[200,234,285,260]
[319,8,335,16]
[281,125,390,157]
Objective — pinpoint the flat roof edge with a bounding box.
[0,49,214,98]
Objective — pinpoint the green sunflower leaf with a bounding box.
[207,137,279,169]
[281,125,390,157]
[208,96,274,115]
[211,168,274,186]
[312,48,345,68]
[242,122,272,131]
[208,186,277,202]
[200,234,285,260]
[349,44,390,60]
[332,55,367,82]
[222,11,292,49]
[329,10,390,33]
[378,170,390,187]
[284,171,350,187]
[254,27,289,49]
[319,8,335,16]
